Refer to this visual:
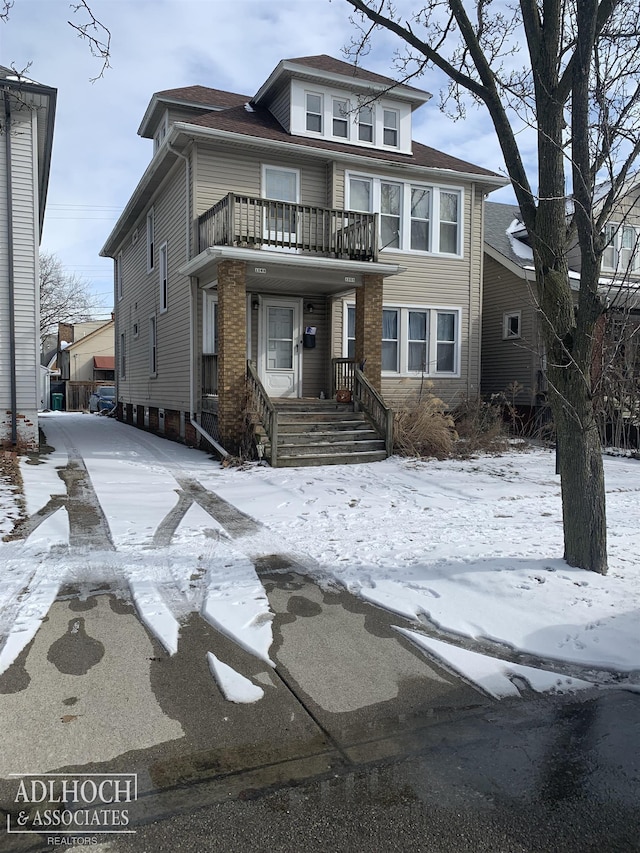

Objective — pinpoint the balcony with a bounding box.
[198,193,378,262]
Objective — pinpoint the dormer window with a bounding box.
[153,113,168,154]
[332,98,349,138]
[358,105,374,142]
[306,93,323,133]
[383,109,399,147]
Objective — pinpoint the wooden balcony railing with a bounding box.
[353,368,394,457]
[198,193,378,262]
[331,357,356,397]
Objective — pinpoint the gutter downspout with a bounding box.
[168,141,229,459]
[4,89,18,445]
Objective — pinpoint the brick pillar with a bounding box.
[217,259,247,452]
[355,274,383,394]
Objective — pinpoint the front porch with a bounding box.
[180,200,402,464]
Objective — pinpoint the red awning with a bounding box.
[93,356,115,370]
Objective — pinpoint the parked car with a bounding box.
[89,386,116,413]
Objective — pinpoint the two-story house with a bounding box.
[0,67,56,450]
[482,192,640,435]
[101,55,505,465]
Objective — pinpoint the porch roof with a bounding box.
[179,246,404,293]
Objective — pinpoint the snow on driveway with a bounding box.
[1,412,639,700]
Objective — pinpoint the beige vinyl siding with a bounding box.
[332,161,482,406]
[300,296,329,397]
[196,144,329,214]
[266,84,291,132]
[481,255,540,406]
[116,160,191,412]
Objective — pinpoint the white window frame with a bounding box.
[332,97,349,139]
[203,292,218,355]
[382,109,399,147]
[262,164,300,242]
[503,311,522,340]
[146,207,155,273]
[358,104,374,143]
[602,222,640,273]
[305,91,323,134]
[159,241,168,313]
[346,172,463,257]
[115,252,123,301]
[343,302,461,377]
[149,315,157,376]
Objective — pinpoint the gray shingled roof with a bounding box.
[154,85,249,110]
[484,201,531,269]
[286,54,428,95]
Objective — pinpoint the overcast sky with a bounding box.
[1,0,517,313]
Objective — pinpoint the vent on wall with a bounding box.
[158,408,165,433]
[132,228,139,245]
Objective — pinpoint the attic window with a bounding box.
[358,105,373,142]
[332,99,349,138]
[503,312,521,339]
[153,113,168,153]
[383,109,399,147]
[305,93,323,133]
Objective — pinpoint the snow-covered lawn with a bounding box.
[0,413,639,701]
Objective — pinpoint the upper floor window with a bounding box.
[153,114,168,154]
[262,165,300,240]
[146,208,155,273]
[383,109,399,147]
[149,315,157,376]
[603,223,640,273]
[159,242,168,313]
[306,93,323,133]
[358,105,374,142]
[347,173,463,256]
[119,332,126,379]
[332,98,349,138]
[503,311,521,339]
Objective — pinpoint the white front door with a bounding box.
[259,298,302,398]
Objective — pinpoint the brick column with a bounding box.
[355,274,383,393]
[217,260,247,452]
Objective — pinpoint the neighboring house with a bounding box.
[101,55,505,464]
[56,318,115,410]
[482,194,640,419]
[0,67,56,450]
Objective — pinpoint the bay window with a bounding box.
[381,182,401,249]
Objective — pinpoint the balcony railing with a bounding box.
[198,193,378,262]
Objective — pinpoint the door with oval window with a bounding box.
[259,298,302,397]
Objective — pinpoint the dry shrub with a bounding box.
[393,393,457,459]
[451,396,509,456]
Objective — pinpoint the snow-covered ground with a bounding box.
[0,413,639,701]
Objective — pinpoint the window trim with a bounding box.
[357,104,374,143]
[305,91,323,134]
[146,207,155,273]
[346,172,464,257]
[503,311,522,340]
[149,315,157,377]
[332,97,349,139]
[203,291,218,355]
[382,108,399,147]
[343,302,461,377]
[159,241,168,314]
[602,222,640,273]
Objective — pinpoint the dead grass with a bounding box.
[393,393,457,459]
[451,396,510,457]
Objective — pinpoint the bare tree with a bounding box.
[345,0,640,574]
[39,251,102,347]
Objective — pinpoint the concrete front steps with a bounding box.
[262,400,388,467]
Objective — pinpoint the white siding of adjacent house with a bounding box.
[0,103,40,447]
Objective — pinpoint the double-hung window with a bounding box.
[602,223,640,273]
[332,98,349,138]
[347,173,462,256]
[344,304,459,376]
[382,309,399,371]
[621,226,640,273]
[263,165,299,241]
[358,105,373,142]
[380,182,401,249]
[306,93,323,133]
[383,109,399,147]
[159,242,168,313]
